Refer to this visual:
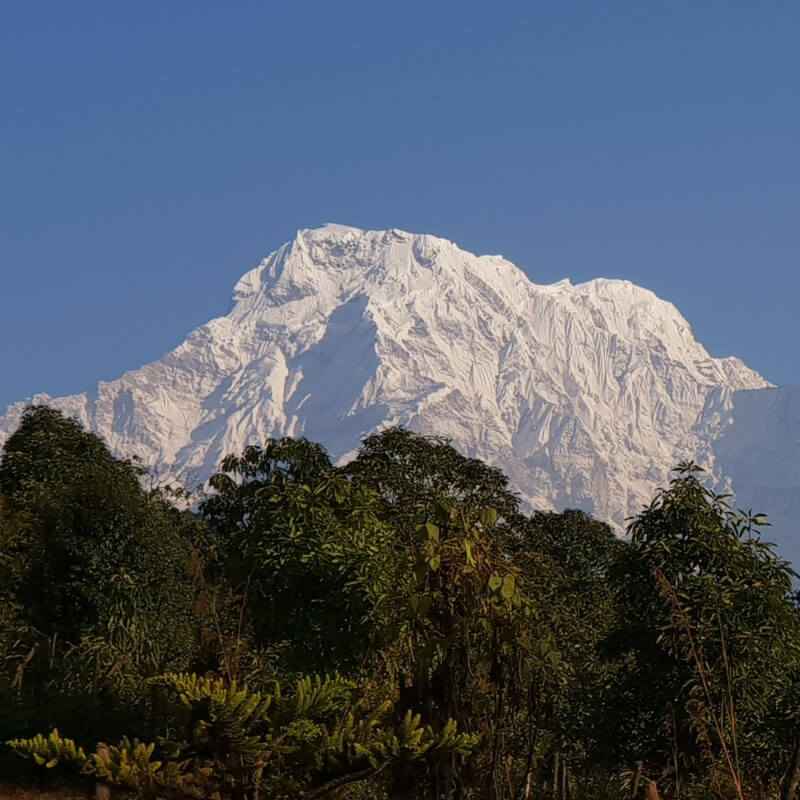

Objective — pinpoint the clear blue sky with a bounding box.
[2,1,798,410]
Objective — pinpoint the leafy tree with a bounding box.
[200,439,394,676]
[0,406,201,759]
[0,406,196,651]
[510,510,627,793]
[607,464,800,797]
[349,432,627,797]
[344,428,520,534]
[0,492,27,647]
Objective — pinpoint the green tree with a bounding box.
[607,464,800,797]
[344,428,520,535]
[0,406,201,756]
[348,431,624,798]
[200,439,394,676]
[0,406,196,650]
[510,510,627,795]
[0,492,27,645]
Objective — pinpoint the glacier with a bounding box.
[1,224,797,561]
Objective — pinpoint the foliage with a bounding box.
[8,673,474,800]
[0,407,201,773]
[7,730,88,771]
[607,463,800,797]
[200,438,395,675]
[0,406,198,653]
[3,411,800,799]
[344,427,520,535]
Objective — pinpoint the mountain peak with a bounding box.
[229,226,753,386]
[3,225,793,559]
[307,222,366,236]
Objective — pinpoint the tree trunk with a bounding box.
[631,761,643,798]
[552,751,560,799]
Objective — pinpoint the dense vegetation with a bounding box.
[1,406,799,799]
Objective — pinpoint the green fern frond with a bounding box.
[6,730,89,771]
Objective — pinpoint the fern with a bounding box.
[7,729,88,771]
[7,671,475,799]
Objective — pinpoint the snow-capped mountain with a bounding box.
[2,224,797,557]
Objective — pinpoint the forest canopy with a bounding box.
[1,406,799,800]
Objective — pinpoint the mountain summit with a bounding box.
[2,225,797,551]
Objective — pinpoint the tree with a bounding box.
[349,432,626,798]
[0,406,200,756]
[510,510,627,794]
[344,428,520,535]
[0,406,196,651]
[200,439,394,676]
[607,464,800,796]
[0,492,27,646]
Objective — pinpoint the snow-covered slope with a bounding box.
[3,224,796,554]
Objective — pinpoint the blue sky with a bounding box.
[1,1,798,409]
